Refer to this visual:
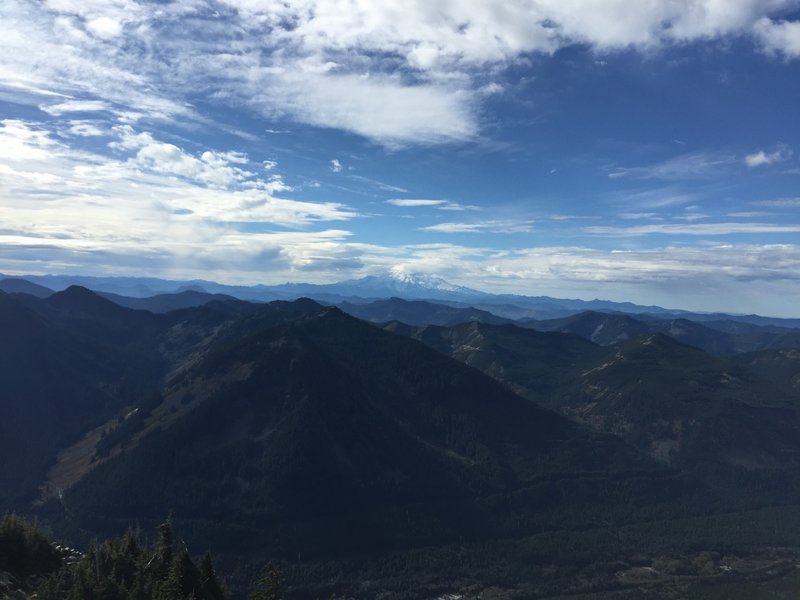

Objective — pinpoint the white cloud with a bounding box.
[457,244,800,316]
[0,120,359,271]
[585,222,800,236]
[421,220,532,233]
[85,16,122,39]
[3,1,799,147]
[65,120,105,136]
[0,1,190,122]
[1,120,798,316]
[755,17,800,57]
[387,199,445,207]
[347,242,800,316]
[745,146,791,167]
[0,119,60,161]
[40,99,111,115]
[476,244,800,285]
[224,0,797,64]
[728,211,773,217]
[108,127,259,189]
[386,198,480,211]
[246,69,477,147]
[330,159,343,173]
[619,212,661,220]
[752,197,800,207]
[438,202,481,211]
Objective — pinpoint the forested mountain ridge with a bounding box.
[394,320,800,469]
[3,287,800,598]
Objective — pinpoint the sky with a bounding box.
[1,1,800,316]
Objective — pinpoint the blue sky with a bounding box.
[1,1,800,316]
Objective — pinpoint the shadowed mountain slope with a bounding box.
[394,321,800,470]
[60,307,664,560]
[0,292,163,504]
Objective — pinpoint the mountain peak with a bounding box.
[47,285,143,320]
[341,270,483,298]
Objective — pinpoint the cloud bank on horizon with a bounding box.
[1,0,800,316]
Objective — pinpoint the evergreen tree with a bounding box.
[27,518,233,600]
[155,519,174,582]
[170,547,202,599]
[127,567,149,600]
[0,514,61,577]
[249,561,283,600]
[199,552,229,600]
[37,576,59,600]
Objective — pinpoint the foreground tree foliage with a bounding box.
[35,519,233,600]
[0,514,62,578]
[0,515,289,600]
[249,562,283,600]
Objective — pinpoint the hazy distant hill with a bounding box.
[0,278,53,298]
[98,289,246,313]
[337,297,515,326]
[528,310,800,355]
[7,271,800,330]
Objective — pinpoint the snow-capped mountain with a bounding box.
[262,270,485,301]
[338,270,484,299]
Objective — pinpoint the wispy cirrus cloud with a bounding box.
[420,220,532,233]
[618,212,663,220]
[610,185,704,210]
[752,197,800,208]
[608,152,737,180]
[387,199,444,207]
[585,222,800,236]
[39,99,112,116]
[386,198,480,211]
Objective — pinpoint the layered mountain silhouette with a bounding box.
[337,297,515,326]
[4,285,800,597]
[0,278,53,298]
[10,271,800,327]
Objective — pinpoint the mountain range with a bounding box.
[2,278,800,597]
[5,274,800,356]
[7,271,800,326]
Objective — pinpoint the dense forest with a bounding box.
[0,515,283,600]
